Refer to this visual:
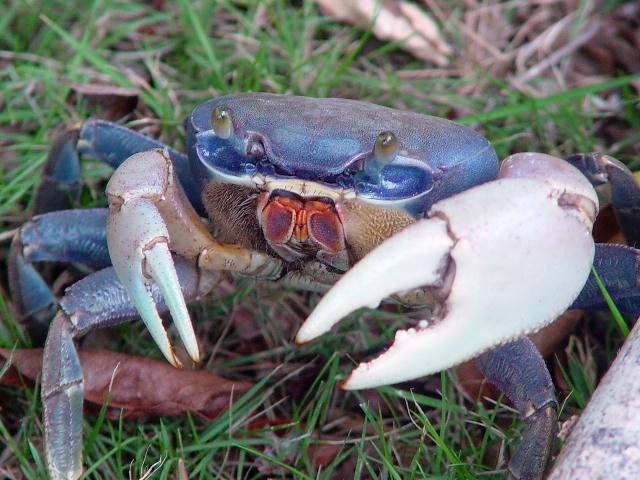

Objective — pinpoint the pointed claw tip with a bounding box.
[294,323,322,345]
[294,328,315,346]
[294,336,311,347]
[167,347,183,369]
[339,371,368,391]
[338,377,351,390]
[189,349,202,365]
[184,338,201,364]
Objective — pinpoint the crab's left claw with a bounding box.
[106,150,201,367]
[106,149,283,368]
[297,153,598,389]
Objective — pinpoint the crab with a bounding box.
[7,93,640,480]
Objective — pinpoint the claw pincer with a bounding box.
[106,149,200,366]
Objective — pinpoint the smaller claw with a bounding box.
[107,200,183,367]
[106,151,200,367]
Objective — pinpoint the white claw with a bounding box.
[144,242,200,363]
[296,218,454,343]
[298,154,598,389]
[107,197,181,367]
[106,151,200,367]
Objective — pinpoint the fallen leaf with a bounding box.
[66,81,139,121]
[315,0,452,66]
[308,442,346,468]
[0,348,253,420]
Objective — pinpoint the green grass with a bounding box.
[1,0,638,479]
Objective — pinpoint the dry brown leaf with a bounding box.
[315,0,452,66]
[66,81,139,121]
[0,348,253,420]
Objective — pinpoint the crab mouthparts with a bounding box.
[258,190,348,270]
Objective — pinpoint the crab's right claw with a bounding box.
[106,150,199,367]
[297,153,599,389]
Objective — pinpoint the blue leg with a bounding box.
[563,154,640,314]
[33,130,82,214]
[18,209,110,266]
[33,119,202,214]
[8,239,57,345]
[76,120,202,211]
[565,153,640,247]
[572,243,640,314]
[42,258,218,480]
[474,338,557,480]
[9,209,110,344]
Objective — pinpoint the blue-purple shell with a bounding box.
[187,93,498,216]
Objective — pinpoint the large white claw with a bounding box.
[106,150,200,367]
[297,153,598,389]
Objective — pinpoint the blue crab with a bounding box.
[8,93,640,479]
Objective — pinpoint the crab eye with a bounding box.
[373,131,399,165]
[212,106,233,139]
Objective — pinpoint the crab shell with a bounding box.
[186,94,498,267]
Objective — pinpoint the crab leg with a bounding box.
[573,243,640,314]
[42,258,218,480]
[32,120,202,215]
[106,149,282,366]
[8,209,110,343]
[565,152,640,247]
[32,130,82,214]
[297,153,598,388]
[12,209,110,266]
[78,120,202,212]
[475,338,558,479]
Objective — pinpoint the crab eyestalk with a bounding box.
[297,153,598,389]
[364,131,399,177]
[211,106,233,139]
